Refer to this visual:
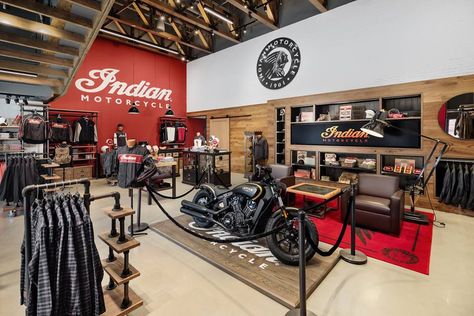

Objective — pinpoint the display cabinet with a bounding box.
[380,154,424,192]
[182,150,232,187]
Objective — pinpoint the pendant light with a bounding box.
[128,102,140,114]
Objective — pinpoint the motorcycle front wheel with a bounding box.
[265,208,319,266]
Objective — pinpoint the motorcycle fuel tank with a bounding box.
[232,183,265,200]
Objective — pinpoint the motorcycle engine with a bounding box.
[222,195,258,234]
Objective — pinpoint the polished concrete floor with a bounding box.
[1,173,474,315]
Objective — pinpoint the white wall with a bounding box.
[187,0,474,111]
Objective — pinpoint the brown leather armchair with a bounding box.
[269,164,295,188]
[342,173,404,235]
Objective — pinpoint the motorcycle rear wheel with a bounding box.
[191,190,215,228]
[265,208,319,266]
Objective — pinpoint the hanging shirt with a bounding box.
[166,127,176,142]
[74,117,98,144]
[114,131,127,147]
[177,126,187,143]
[117,145,148,188]
[254,136,268,161]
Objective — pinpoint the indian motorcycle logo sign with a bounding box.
[256,37,301,90]
[321,126,369,144]
[74,68,173,109]
[188,222,280,270]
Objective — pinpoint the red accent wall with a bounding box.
[186,117,207,147]
[52,38,187,146]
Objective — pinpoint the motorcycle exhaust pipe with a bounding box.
[181,200,225,215]
[180,207,229,230]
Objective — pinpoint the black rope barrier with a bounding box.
[311,200,351,257]
[146,184,289,243]
[148,171,207,200]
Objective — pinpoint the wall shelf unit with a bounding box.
[380,154,425,193]
[275,108,286,164]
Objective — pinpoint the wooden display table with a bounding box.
[287,181,349,218]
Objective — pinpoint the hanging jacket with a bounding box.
[438,163,451,203]
[444,163,457,205]
[460,164,471,208]
[74,117,97,144]
[49,118,73,143]
[20,113,48,144]
[451,164,465,205]
[454,111,474,139]
[467,165,474,210]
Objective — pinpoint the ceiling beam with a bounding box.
[0,12,85,43]
[197,2,211,25]
[140,0,240,44]
[227,0,278,30]
[113,20,127,34]
[64,0,101,12]
[195,30,210,50]
[0,32,79,56]
[0,0,93,29]
[0,60,68,78]
[261,0,277,23]
[169,18,186,55]
[104,0,135,27]
[308,0,327,13]
[0,47,74,67]
[0,73,63,89]
[106,15,212,53]
[131,2,159,45]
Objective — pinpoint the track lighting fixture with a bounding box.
[100,29,178,55]
[14,96,19,104]
[211,29,215,36]
[23,97,28,105]
[203,6,234,25]
[181,56,185,61]
[165,106,175,117]
[5,95,11,105]
[243,27,247,34]
[194,29,199,35]
[160,14,166,21]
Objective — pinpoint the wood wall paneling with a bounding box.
[188,75,474,216]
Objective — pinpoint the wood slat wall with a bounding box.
[188,74,474,216]
[190,103,275,174]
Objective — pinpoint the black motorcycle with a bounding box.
[180,166,319,265]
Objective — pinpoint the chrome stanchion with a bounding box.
[286,211,317,316]
[340,183,367,265]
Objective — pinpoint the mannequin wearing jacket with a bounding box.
[253,133,268,165]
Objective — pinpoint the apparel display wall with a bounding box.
[187,0,474,111]
[52,38,187,146]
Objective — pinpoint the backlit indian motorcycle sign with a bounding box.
[291,120,421,148]
[256,37,301,90]
[74,68,173,109]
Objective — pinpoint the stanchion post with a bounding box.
[340,183,367,265]
[128,188,149,234]
[286,211,317,316]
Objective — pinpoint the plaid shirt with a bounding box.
[21,195,105,315]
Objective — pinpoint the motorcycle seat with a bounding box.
[201,184,230,197]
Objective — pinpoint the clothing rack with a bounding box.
[21,178,92,306]
[440,158,474,163]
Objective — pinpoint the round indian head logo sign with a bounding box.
[256,37,301,90]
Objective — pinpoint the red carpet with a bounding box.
[295,198,434,274]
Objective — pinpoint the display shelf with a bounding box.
[380,154,424,192]
[102,286,143,316]
[98,233,140,253]
[275,107,286,165]
[381,171,422,179]
[102,257,140,286]
[291,105,314,122]
[319,152,376,182]
[102,207,135,219]
[320,164,376,173]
